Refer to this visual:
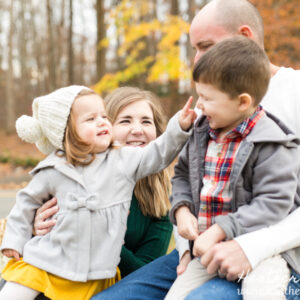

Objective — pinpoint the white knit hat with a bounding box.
[16,85,92,154]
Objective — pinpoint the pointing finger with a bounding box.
[182,96,194,113]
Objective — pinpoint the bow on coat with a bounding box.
[66,193,99,211]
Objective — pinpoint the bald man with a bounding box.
[92,1,300,299]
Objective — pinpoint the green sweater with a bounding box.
[118,194,173,277]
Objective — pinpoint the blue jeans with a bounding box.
[286,270,300,300]
[92,249,299,300]
[186,269,300,300]
[184,277,242,300]
[91,249,179,300]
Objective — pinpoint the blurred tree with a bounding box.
[94,0,190,97]
[18,0,29,96]
[29,2,45,94]
[96,0,106,80]
[251,0,300,68]
[56,0,66,86]
[168,0,180,114]
[6,0,15,134]
[46,0,56,91]
[78,3,87,85]
[2,0,300,128]
[170,0,179,15]
[68,0,74,84]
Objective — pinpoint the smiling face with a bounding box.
[72,94,112,153]
[112,100,157,147]
[195,82,249,136]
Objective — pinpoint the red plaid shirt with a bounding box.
[198,106,265,233]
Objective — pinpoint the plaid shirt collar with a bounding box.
[209,105,264,141]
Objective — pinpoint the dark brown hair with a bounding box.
[193,36,270,105]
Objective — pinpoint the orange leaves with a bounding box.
[251,0,300,69]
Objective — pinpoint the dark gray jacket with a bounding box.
[169,112,300,273]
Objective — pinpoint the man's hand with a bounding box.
[175,206,199,240]
[176,250,191,275]
[201,239,252,281]
[193,224,226,257]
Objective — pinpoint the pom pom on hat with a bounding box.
[15,85,92,155]
[16,115,43,144]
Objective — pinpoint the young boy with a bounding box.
[165,36,300,300]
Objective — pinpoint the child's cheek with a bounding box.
[85,128,96,139]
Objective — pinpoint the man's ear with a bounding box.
[238,25,254,39]
[238,93,253,111]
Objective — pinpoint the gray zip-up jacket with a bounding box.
[169,112,300,273]
[1,114,191,282]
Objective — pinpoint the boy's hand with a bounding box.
[175,206,199,240]
[2,249,21,261]
[179,97,197,131]
[193,224,226,257]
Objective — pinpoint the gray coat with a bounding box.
[169,112,300,273]
[1,114,191,282]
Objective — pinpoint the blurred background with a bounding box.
[0,0,300,188]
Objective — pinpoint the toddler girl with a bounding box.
[0,86,195,300]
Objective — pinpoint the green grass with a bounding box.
[0,154,40,168]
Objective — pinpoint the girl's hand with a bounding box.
[179,97,197,131]
[175,206,199,240]
[2,249,21,261]
[34,197,59,236]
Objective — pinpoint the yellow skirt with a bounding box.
[2,259,121,300]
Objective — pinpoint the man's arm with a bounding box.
[235,206,300,269]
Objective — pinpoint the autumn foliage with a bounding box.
[94,0,300,95]
[94,0,190,94]
[251,0,300,69]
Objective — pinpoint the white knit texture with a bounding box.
[16,85,92,154]
[15,115,42,143]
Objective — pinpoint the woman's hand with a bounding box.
[34,197,59,236]
[179,96,197,131]
[2,249,21,261]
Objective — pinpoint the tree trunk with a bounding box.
[169,0,179,114]
[46,0,56,91]
[68,0,74,85]
[187,0,195,66]
[96,0,106,80]
[56,0,66,86]
[29,2,44,95]
[170,0,179,16]
[18,0,29,103]
[79,4,86,85]
[6,0,15,134]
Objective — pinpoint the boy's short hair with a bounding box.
[192,36,271,105]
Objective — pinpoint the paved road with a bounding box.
[0,190,17,218]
